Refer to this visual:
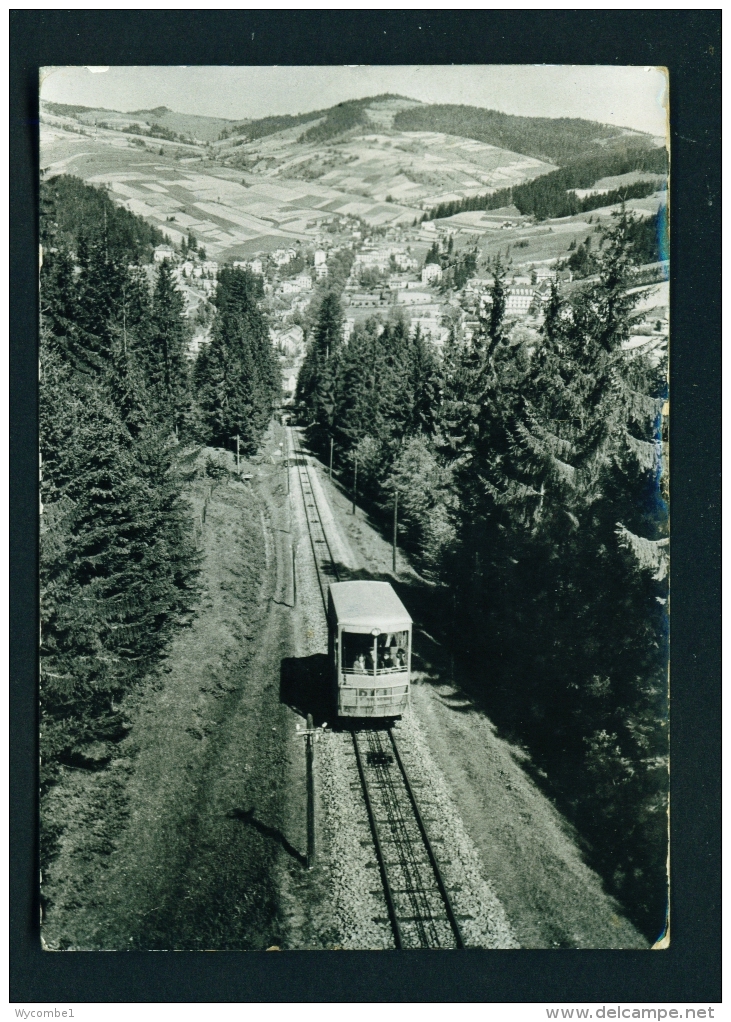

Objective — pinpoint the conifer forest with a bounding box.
[39,176,278,795]
[297,213,668,933]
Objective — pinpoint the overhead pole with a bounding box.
[392,489,398,574]
[295,715,328,870]
[292,544,297,607]
[235,434,240,475]
[305,713,316,869]
[352,453,358,516]
[329,436,334,482]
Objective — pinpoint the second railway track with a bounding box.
[289,426,340,611]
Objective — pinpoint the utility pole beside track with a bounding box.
[296,714,328,870]
[352,453,358,515]
[393,489,398,574]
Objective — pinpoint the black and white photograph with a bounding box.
[37,63,670,953]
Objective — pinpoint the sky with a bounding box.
[40,65,668,138]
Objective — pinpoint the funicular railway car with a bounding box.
[327,581,412,718]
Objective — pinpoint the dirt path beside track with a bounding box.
[42,426,336,950]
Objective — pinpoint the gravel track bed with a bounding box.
[317,731,396,949]
[390,714,519,948]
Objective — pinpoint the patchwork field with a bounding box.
[444,192,667,269]
[41,120,424,257]
[215,105,556,211]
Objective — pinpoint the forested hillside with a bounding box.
[39,176,279,819]
[297,209,669,937]
[393,103,640,164]
[222,93,407,144]
[428,145,668,222]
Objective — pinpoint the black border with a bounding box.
[10,10,721,1003]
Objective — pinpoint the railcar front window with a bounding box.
[341,630,409,677]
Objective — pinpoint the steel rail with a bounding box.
[352,730,404,950]
[389,729,466,949]
[354,727,466,949]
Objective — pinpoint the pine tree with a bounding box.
[442,208,668,933]
[145,261,190,432]
[195,266,278,451]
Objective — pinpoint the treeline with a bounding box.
[41,173,165,262]
[39,176,279,799]
[297,211,668,938]
[393,103,631,164]
[424,238,478,290]
[565,208,668,277]
[221,94,406,145]
[428,146,668,223]
[299,100,370,144]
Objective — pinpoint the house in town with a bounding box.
[153,244,176,263]
[421,263,443,285]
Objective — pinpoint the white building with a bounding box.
[422,263,443,284]
[505,288,536,315]
[280,275,313,295]
[315,263,328,279]
[272,248,297,267]
[392,252,418,271]
[154,244,175,263]
[314,249,327,267]
[282,369,298,403]
[233,258,263,275]
[355,250,390,271]
[271,325,305,357]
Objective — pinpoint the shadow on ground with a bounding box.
[227,806,306,866]
[280,654,334,727]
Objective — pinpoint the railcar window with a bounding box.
[341,630,409,675]
[376,631,409,673]
[342,632,375,674]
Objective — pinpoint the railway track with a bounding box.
[288,426,340,611]
[353,727,466,949]
[287,426,465,949]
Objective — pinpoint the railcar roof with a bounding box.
[329,581,412,630]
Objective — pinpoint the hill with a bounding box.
[220,93,415,144]
[40,100,241,143]
[392,103,654,165]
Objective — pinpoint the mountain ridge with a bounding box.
[42,94,661,166]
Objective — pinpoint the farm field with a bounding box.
[215,100,556,210]
[448,191,667,269]
[41,94,560,260]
